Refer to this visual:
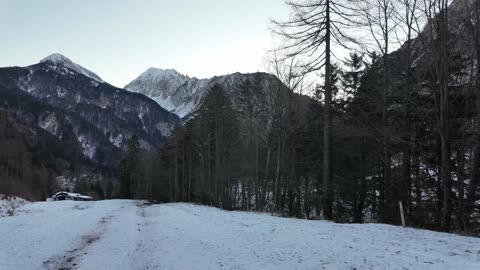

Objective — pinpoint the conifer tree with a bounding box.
[121,135,140,199]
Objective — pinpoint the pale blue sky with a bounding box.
[0,0,289,87]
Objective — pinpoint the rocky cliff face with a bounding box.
[125,68,190,100]
[126,69,289,119]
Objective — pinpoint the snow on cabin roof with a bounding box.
[52,191,93,200]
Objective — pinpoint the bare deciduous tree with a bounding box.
[272,0,358,219]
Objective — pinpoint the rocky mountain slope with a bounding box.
[0,54,180,197]
[0,54,179,152]
[125,68,289,119]
[40,53,104,83]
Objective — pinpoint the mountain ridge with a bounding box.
[39,53,104,83]
[125,68,287,119]
[0,54,181,195]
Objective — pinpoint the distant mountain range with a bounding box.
[0,53,291,196]
[0,54,180,153]
[0,54,181,195]
[125,67,288,119]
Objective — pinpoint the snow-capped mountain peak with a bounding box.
[131,67,189,92]
[40,53,104,83]
[143,67,185,78]
[126,68,285,119]
[125,67,191,115]
[40,53,73,65]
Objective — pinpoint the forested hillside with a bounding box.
[0,55,179,199]
[4,1,480,269]
[118,0,480,234]
[1,0,479,235]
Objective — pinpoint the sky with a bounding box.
[0,0,290,88]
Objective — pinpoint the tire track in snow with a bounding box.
[123,203,162,270]
[41,204,127,270]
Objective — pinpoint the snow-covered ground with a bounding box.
[0,195,28,217]
[0,200,479,270]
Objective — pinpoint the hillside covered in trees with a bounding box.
[4,1,480,269]
[1,0,480,236]
[118,0,480,234]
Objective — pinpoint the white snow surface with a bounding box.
[152,95,176,112]
[1,200,479,270]
[152,95,196,118]
[125,68,189,98]
[40,53,104,83]
[0,195,28,217]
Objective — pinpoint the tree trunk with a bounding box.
[274,139,281,212]
[322,0,333,220]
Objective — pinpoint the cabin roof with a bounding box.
[52,191,93,200]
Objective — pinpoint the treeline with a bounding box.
[0,112,58,200]
[118,0,480,234]
[0,83,120,201]
[0,111,111,201]
[119,51,478,233]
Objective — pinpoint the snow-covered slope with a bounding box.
[126,69,286,119]
[125,68,189,98]
[125,68,193,117]
[40,53,104,83]
[0,195,28,217]
[0,55,180,158]
[1,200,479,270]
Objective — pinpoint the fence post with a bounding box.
[399,200,406,227]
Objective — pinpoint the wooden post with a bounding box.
[399,200,406,227]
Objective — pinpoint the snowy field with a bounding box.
[0,200,479,270]
[0,195,27,217]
